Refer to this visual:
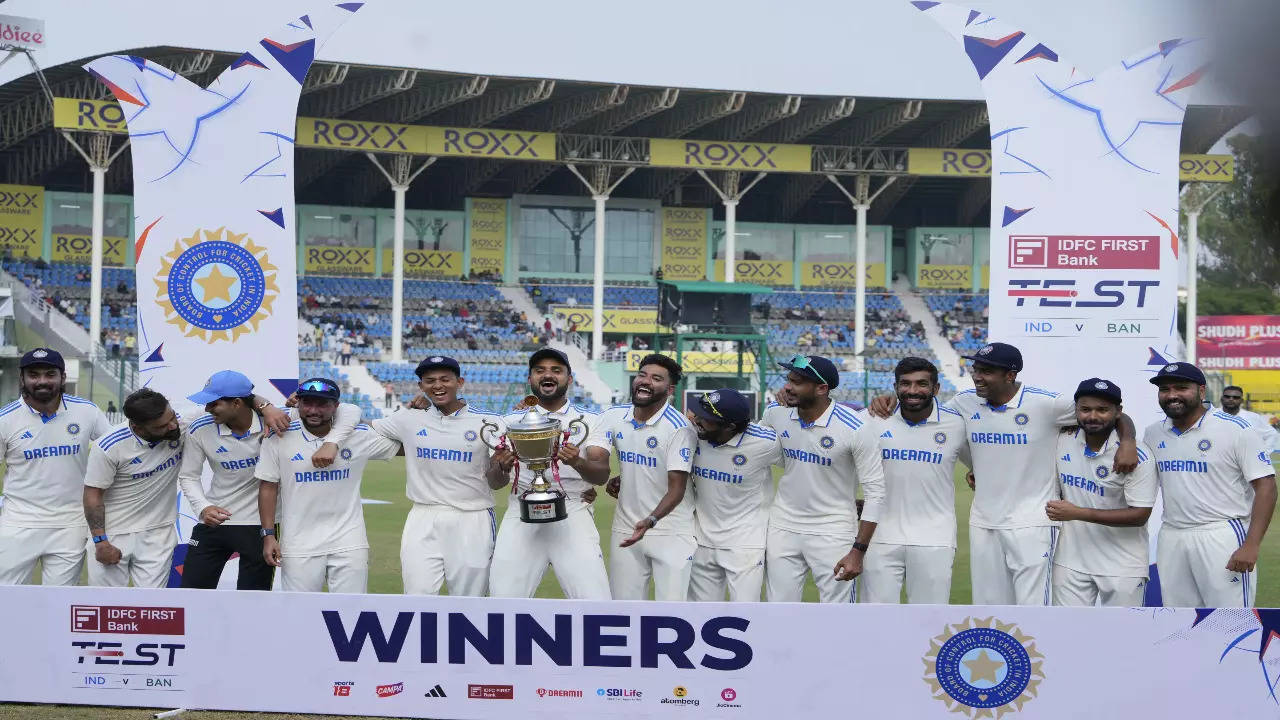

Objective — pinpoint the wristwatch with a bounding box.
[645,515,658,529]
[260,528,276,537]
[92,534,109,544]
[851,541,869,553]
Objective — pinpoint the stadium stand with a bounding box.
[924,291,989,355]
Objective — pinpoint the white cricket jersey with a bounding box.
[257,422,399,557]
[948,385,1076,529]
[502,401,598,512]
[765,401,886,538]
[584,401,697,536]
[178,404,360,525]
[371,403,503,511]
[691,423,782,550]
[1054,430,1158,578]
[0,395,111,528]
[1144,410,1276,530]
[760,401,790,430]
[868,403,969,548]
[1235,409,1279,453]
[84,415,191,535]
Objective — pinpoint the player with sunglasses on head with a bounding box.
[685,388,782,602]
[759,354,886,603]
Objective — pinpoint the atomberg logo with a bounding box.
[321,611,752,671]
[1006,279,1159,308]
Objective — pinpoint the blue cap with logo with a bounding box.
[1074,377,1123,405]
[188,370,255,405]
[1149,361,1206,386]
[415,355,461,378]
[778,354,840,388]
[962,342,1023,372]
[689,388,752,425]
[19,347,64,372]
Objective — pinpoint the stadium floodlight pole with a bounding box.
[566,163,635,360]
[366,152,436,363]
[1182,183,1226,364]
[696,170,767,282]
[826,173,897,355]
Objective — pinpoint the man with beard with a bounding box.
[257,378,401,593]
[685,388,781,602]
[0,349,111,585]
[179,370,359,590]
[1145,362,1276,607]
[488,348,610,599]
[370,356,510,596]
[83,388,189,588]
[1048,379,1157,607]
[760,354,885,604]
[583,354,697,601]
[859,357,968,604]
[870,342,1139,606]
[1220,385,1279,454]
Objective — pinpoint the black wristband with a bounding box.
[851,541,869,553]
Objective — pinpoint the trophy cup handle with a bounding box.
[566,417,589,445]
[479,419,503,450]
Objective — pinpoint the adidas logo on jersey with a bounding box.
[416,429,429,437]
[971,412,981,420]
[880,430,893,439]
[291,453,305,461]
[216,446,229,454]
[1158,441,1167,449]
[781,430,790,438]
[1061,453,1071,462]
[1231,576,1241,583]
[129,457,143,464]
[19,430,32,439]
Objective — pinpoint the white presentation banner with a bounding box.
[2,586,1279,718]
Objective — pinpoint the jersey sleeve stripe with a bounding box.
[1213,412,1251,429]
[188,416,217,434]
[64,396,98,407]
[831,406,863,428]
[745,423,776,438]
[939,405,963,417]
[354,423,371,431]
[1136,447,1148,462]
[831,413,862,431]
[98,429,133,450]
[661,407,689,428]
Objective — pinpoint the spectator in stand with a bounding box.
[565,295,578,307]
[106,401,118,418]
[124,334,135,357]
[340,340,352,366]
[384,382,394,409]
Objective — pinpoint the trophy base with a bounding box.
[519,489,568,523]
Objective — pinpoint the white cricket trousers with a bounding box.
[0,523,87,585]
[688,545,765,602]
[401,503,495,596]
[1051,565,1146,607]
[489,504,611,600]
[608,530,695,601]
[86,526,175,589]
[1158,519,1257,608]
[860,543,954,604]
[765,527,856,604]
[281,548,368,593]
[969,525,1057,606]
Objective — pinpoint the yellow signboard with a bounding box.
[303,245,375,276]
[980,264,990,289]
[713,259,793,285]
[425,126,555,160]
[908,147,1235,183]
[468,198,507,277]
[659,207,707,281]
[52,234,128,265]
[0,184,43,258]
[52,97,127,133]
[296,117,427,153]
[550,306,667,333]
[625,350,758,374]
[380,249,463,278]
[800,261,886,288]
[916,264,972,289]
[651,139,811,173]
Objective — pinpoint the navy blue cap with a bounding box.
[529,347,571,374]
[963,342,1023,372]
[1074,377,1123,405]
[415,355,461,377]
[188,370,254,405]
[778,354,840,388]
[19,347,64,372]
[689,388,752,425]
[1150,361,1206,386]
[295,377,341,401]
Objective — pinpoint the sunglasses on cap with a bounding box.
[298,379,339,394]
[787,354,832,386]
[699,393,726,420]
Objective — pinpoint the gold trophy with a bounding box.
[480,396,589,523]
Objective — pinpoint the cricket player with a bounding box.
[1145,362,1277,607]
[1220,385,1280,454]
[370,356,510,596]
[0,348,111,585]
[761,354,886,604]
[583,353,697,601]
[1049,379,1158,607]
[860,357,968,605]
[488,348,611,600]
[685,388,781,602]
[179,370,359,590]
[257,378,401,593]
[871,342,1139,605]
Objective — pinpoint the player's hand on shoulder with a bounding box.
[261,403,290,435]
[284,392,299,409]
[1112,440,1138,474]
[605,476,620,499]
[1059,424,1079,435]
[407,393,432,411]
[868,393,896,419]
[311,443,338,469]
[95,541,122,566]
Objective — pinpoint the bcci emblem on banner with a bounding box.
[155,227,279,343]
[923,617,1044,718]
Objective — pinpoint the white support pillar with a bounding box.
[827,174,898,357]
[366,153,435,364]
[1181,184,1226,365]
[696,171,766,282]
[565,163,636,361]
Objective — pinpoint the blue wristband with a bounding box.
[92,534,108,544]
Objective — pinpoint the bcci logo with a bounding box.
[1014,413,1029,426]
[933,431,947,445]
[1197,439,1212,453]
[923,617,1044,718]
[67,423,81,436]
[646,436,659,449]
[820,436,835,449]
[340,448,353,460]
[732,453,747,466]
[1095,466,1109,479]
[155,227,278,343]
[464,430,478,442]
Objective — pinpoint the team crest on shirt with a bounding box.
[464,430,478,442]
[680,447,691,462]
[733,453,747,466]
[66,423,80,436]
[1095,466,1109,479]
[934,431,947,445]
[820,435,835,449]
[154,227,279,343]
[1261,451,1270,464]
[167,440,179,449]
[1197,439,1212,453]
[647,436,659,449]
[340,448,353,460]
[922,617,1044,718]
[1014,413,1029,426]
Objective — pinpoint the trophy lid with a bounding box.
[506,396,560,432]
